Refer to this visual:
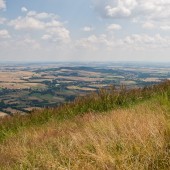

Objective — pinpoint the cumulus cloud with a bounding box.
[160,26,170,31]
[0,36,41,50]
[8,10,70,44]
[76,33,122,51]
[42,27,70,43]
[76,31,170,52]
[21,7,28,13]
[22,38,41,49]
[0,17,6,24]
[94,0,170,22]
[76,35,103,50]
[123,34,170,49]
[83,26,94,32]
[0,29,10,38]
[105,0,137,18]
[107,24,122,30]
[0,0,6,10]
[9,17,45,30]
[27,11,57,20]
[142,22,155,29]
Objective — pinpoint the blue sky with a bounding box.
[0,0,170,62]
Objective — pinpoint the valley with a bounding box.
[0,62,170,115]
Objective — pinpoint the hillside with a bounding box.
[0,81,170,169]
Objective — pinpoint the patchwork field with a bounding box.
[0,62,170,115]
[0,71,38,82]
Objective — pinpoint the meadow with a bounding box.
[0,81,170,169]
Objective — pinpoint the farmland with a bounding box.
[0,62,170,115]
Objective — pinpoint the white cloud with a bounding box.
[105,5,131,18]
[76,33,122,51]
[9,10,59,30]
[27,11,57,20]
[93,0,170,36]
[94,0,137,18]
[21,7,28,13]
[76,35,103,50]
[46,20,62,27]
[9,17,45,30]
[8,10,70,44]
[76,32,170,52]
[0,36,41,50]
[107,24,122,30]
[160,26,170,31]
[83,26,94,32]
[123,34,170,49]
[42,34,51,40]
[0,0,6,10]
[22,38,41,49]
[0,29,10,38]
[0,17,6,24]
[94,0,170,23]
[142,22,155,29]
[43,27,70,43]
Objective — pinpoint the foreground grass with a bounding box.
[0,101,169,169]
[0,81,170,169]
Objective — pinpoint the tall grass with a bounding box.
[0,102,169,169]
[0,81,170,169]
[1,81,170,142]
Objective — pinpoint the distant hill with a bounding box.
[0,81,170,169]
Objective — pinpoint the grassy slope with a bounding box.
[0,82,170,169]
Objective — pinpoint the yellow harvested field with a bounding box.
[4,108,24,114]
[112,75,124,78]
[143,78,161,82]
[0,82,46,89]
[121,80,136,85]
[24,107,42,111]
[0,71,40,83]
[67,86,96,91]
[57,76,104,82]
[29,79,52,83]
[40,75,56,79]
[78,71,103,77]
[89,84,108,88]
[0,112,8,117]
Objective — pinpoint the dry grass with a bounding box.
[0,81,170,169]
[0,102,169,170]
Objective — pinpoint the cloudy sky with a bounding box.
[0,0,170,62]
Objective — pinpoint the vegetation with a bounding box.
[0,81,170,169]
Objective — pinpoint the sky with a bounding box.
[0,0,170,62]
